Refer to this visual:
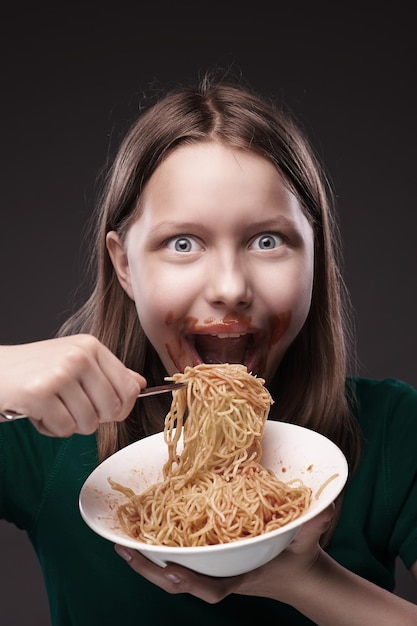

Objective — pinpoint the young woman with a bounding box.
[1,74,416,625]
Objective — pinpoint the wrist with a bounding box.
[277,547,326,607]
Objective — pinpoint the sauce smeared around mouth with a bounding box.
[269,312,291,346]
[164,311,292,373]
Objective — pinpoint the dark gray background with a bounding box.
[1,2,416,623]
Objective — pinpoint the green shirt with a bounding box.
[1,377,417,625]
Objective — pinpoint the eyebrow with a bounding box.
[240,215,308,237]
[145,221,202,240]
[150,215,299,230]
[247,216,299,228]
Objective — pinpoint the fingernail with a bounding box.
[165,573,182,584]
[115,545,133,562]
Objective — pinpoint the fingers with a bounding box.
[302,503,335,540]
[92,342,145,422]
[114,546,232,603]
[286,502,336,557]
[52,339,132,428]
[47,337,144,434]
[0,335,146,437]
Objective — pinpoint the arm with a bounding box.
[115,505,417,625]
[282,544,417,626]
[0,335,145,436]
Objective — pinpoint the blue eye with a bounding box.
[252,233,284,250]
[167,236,200,253]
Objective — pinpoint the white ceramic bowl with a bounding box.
[79,421,348,577]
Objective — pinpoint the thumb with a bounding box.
[127,369,147,390]
[290,502,336,554]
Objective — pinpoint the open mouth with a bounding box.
[190,333,257,366]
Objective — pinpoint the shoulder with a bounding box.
[350,376,417,402]
[347,377,417,493]
[348,376,417,434]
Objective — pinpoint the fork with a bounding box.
[0,382,187,421]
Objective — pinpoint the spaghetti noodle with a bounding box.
[109,363,311,547]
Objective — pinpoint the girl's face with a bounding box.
[107,142,314,382]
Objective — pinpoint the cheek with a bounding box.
[263,270,313,379]
[263,261,314,359]
[130,270,192,341]
[266,263,313,317]
[133,285,168,333]
[292,275,314,324]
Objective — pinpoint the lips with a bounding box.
[192,333,256,366]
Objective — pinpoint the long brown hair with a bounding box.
[59,73,361,493]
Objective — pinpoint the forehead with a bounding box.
[152,141,277,180]
[142,142,301,212]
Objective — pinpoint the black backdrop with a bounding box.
[1,2,416,623]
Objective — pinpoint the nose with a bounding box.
[206,251,253,309]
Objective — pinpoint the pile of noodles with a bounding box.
[109,363,311,547]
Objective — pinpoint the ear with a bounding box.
[106,231,135,300]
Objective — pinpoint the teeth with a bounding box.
[210,333,245,339]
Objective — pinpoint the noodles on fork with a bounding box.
[109,363,311,547]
